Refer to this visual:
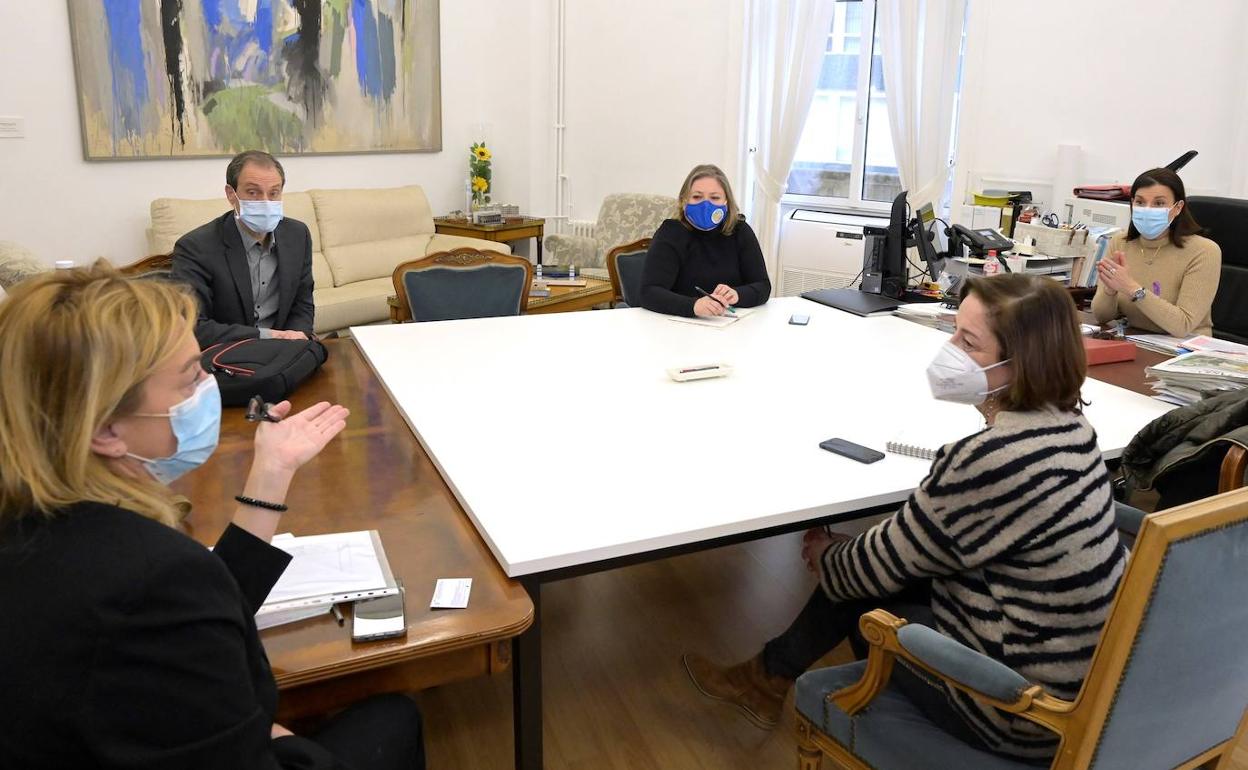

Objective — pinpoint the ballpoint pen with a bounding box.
[694,285,735,314]
[331,604,345,626]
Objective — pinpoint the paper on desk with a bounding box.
[1181,335,1248,356]
[255,604,330,630]
[263,530,395,607]
[431,578,472,609]
[666,306,758,329]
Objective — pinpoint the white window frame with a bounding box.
[783,0,891,215]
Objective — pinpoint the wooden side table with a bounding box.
[434,216,546,264]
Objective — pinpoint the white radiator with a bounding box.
[777,209,888,296]
[566,219,596,239]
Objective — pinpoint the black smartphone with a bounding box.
[789,313,810,325]
[351,590,407,642]
[819,437,885,464]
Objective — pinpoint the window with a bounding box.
[786,0,900,206]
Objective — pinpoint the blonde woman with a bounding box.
[640,164,772,317]
[0,265,424,769]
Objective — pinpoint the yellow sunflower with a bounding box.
[472,176,489,192]
[473,146,492,162]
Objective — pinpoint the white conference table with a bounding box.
[351,295,1172,770]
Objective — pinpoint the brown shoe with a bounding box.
[682,652,793,729]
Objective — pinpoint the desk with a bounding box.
[352,296,1173,768]
[173,339,533,725]
[435,216,546,264]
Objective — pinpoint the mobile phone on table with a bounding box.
[819,437,885,464]
[351,589,407,642]
[789,314,810,325]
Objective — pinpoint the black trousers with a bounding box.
[762,583,991,752]
[311,693,426,770]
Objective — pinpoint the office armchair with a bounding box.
[795,488,1248,770]
[544,193,675,269]
[606,238,651,308]
[1186,196,1248,344]
[391,248,532,323]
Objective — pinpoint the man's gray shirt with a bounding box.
[235,219,280,339]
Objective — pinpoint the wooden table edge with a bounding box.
[274,608,535,689]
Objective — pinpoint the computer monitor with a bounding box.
[860,191,910,299]
[861,190,940,298]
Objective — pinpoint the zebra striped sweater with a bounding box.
[818,406,1125,760]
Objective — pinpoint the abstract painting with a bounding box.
[67,0,441,159]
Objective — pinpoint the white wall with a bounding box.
[559,0,746,222]
[954,0,1248,215]
[0,1,535,265]
[0,1,747,265]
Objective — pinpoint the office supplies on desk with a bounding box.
[1125,333,1187,355]
[801,287,901,317]
[666,306,757,328]
[1145,351,1248,406]
[886,420,983,460]
[886,432,943,460]
[1083,337,1138,366]
[257,530,399,627]
[694,285,736,314]
[667,364,732,382]
[431,578,473,609]
[1180,335,1248,356]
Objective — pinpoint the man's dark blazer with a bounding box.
[171,211,317,348]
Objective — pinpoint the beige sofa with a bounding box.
[148,186,510,333]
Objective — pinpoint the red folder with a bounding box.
[1073,184,1131,201]
[1084,337,1137,366]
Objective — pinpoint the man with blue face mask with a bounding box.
[172,150,317,347]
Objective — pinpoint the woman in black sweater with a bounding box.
[640,164,772,317]
[0,265,424,770]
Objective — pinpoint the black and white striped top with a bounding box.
[819,407,1125,760]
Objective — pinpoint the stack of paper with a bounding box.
[1145,351,1248,406]
[257,530,398,630]
[1181,335,1248,356]
[893,303,957,332]
[1127,334,1188,356]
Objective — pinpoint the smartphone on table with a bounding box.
[819,437,885,464]
[351,588,407,642]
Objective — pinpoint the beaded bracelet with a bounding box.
[234,495,288,512]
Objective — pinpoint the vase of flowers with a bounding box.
[470,142,492,208]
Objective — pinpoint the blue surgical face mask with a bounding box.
[236,197,284,234]
[685,200,729,231]
[125,376,222,485]
[1132,204,1173,240]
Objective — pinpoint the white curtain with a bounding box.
[748,0,837,283]
[876,0,967,211]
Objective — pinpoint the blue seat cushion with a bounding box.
[795,662,1036,770]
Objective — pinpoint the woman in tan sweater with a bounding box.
[1091,167,1221,337]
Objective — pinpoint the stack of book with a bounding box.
[1145,351,1248,406]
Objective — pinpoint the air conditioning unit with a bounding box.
[777,209,889,296]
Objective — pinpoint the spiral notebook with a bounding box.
[886,428,951,460]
